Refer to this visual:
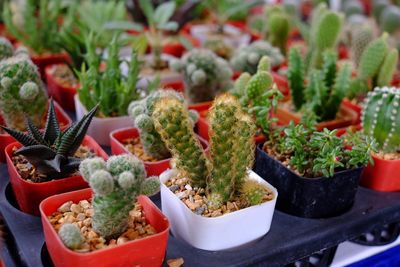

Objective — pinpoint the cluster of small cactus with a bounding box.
[265,5,290,55]
[288,48,351,121]
[62,155,161,241]
[152,93,266,209]
[361,87,400,153]
[128,89,198,160]
[230,41,284,75]
[0,48,47,131]
[170,48,233,104]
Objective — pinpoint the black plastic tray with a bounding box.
[2,162,400,267]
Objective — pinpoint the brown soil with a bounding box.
[165,174,274,218]
[12,145,96,183]
[49,200,157,252]
[140,59,174,75]
[50,64,79,88]
[123,137,160,162]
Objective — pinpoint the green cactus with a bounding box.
[350,25,374,68]
[58,224,84,250]
[0,37,13,60]
[373,0,390,21]
[170,49,233,104]
[361,87,400,153]
[266,6,290,55]
[230,41,284,75]
[380,5,400,34]
[358,33,389,80]
[287,47,306,111]
[80,155,160,240]
[343,0,365,17]
[0,52,47,131]
[241,180,266,206]
[128,89,198,160]
[377,49,399,86]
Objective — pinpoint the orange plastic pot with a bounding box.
[40,188,169,267]
[30,52,70,79]
[5,136,108,215]
[45,64,79,111]
[361,154,400,192]
[0,101,72,162]
[110,127,209,176]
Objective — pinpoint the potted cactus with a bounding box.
[155,93,277,250]
[40,155,169,267]
[3,0,69,76]
[110,89,208,176]
[360,87,400,191]
[254,118,376,218]
[279,48,358,130]
[0,46,71,162]
[170,48,233,104]
[2,101,107,215]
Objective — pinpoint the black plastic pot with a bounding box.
[254,144,363,218]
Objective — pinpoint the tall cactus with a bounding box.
[266,6,290,55]
[287,47,306,111]
[79,155,160,240]
[0,51,47,131]
[362,87,400,153]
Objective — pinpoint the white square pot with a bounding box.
[190,24,251,48]
[74,95,133,146]
[160,169,278,251]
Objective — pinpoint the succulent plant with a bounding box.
[153,93,263,209]
[265,5,290,55]
[0,37,13,60]
[372,0,390,21]
[171,48,233,103]
[1,101,98,180]
[79,155,160,240]
[343,0,365,17]
[350,24,374,68]
[380,5,400,34]
[128,89,198,160]
[287,48,352,121]
[0,51,47,131]
[203,38,234,59]
[58,224,84,249]
[362,87,400,153]
[230,41,284,75]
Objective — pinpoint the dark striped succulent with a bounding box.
[1,101,98,180]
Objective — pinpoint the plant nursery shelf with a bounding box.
[1,163,400,267]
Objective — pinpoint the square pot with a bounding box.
[110,127,209,177]
[254,144,362,218]
[40,188,169,267]
[160,169,277,251]
[0,101,72,162]
[74,95,133,146]
[5,136,108,216]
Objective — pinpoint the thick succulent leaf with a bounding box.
[43,100,61,145]
[0,126,39,147]
[15,145,57,160]
[26,116,47,145]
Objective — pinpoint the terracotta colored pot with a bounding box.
[31,52,69,79]
[5,136,108,215]
[274,103,359,131]
[0,101,72,162]
[110,127,209,177]
[40,188,169,267]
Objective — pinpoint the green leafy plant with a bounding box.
[1,101,98,180]
[3,0,63,55]
[77,34,141,117]
[287,48,351,121]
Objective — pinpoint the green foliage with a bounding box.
[80,154,160,239]
[77,34,141,117]
[362,87,400,153]
[1,101,97,180]
[266,6,290,55]
[230,40,284,74]
[3,0,63,54]
[0,51,47,131]
[171,49,233,103]
[58,224,84,250]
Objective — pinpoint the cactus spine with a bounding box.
[79,155,160,240]
[361,87,400,153]
[0,52,47,131]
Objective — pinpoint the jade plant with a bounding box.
[128,89,198,160]
[349,33,399,98]
[287,48,351,122]
[230,41,284,74]
[77,34,141,117]
[265,5,290,55]
[361,87,400,154]
[0,49,48,131]
[1,101,98,180]
[3,0,63,55]
[170,48,233,103]
[58,154,161,241]
[153,93,267,208]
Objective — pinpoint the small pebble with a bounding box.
[167,258,184,267]
[169,185,179,192]
[194,206,205,215]
[184,184,192,191]
[70,204,83,214]
[175,191,187,199]
[58,201,73,213]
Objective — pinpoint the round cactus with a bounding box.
[106,154,145,178]
[79,157,106,182]
[0,37,13,60]
[343,0,365,17]
[241,180,266,206]
[380,5,400,34]
[118,171,136,190]
[58,224,84,250]
[19,81,39,100]
[89,170,115,196]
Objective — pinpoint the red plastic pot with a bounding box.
[5,136,108,215]
[361,154,400,192]
[110,127,209,176]
[0,101,72,162]
[161,33,200,58]
[342,98,362,124]
[40,188,169,267]
[45,64,79,111]
[160,79,185,93]
[30,52,70,79]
